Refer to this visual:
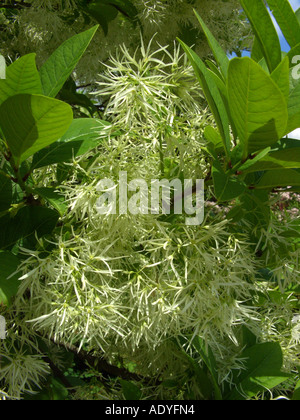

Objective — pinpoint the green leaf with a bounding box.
[239,190,271,228]
[0,55,6,80]
[244,147,300,173]
[285,74,300,135]
[178,39,231,155]
[227,342,290,400]
[34,188,67,216]
[204,126,224,150]
[177,337,213,400]
[120,380,142,401]
[194,10,229,79]
[0,54,42,106]
[0,173,12,213]
[84,3,117,35]
[31,118,109,169]
[287,41,300,64]
[212,161,246,202]
[256,169,300,189]
[107,0,139,20]
[39,25,99,98]
[297,8,300,25]
[240,0,282,72]
[271,56,290,102]
[242,326,257,349]
[228,58,288,156]
[50,378,69,401]
[0,94,73,167]
[191,336,223,400]
[0,206,60,250]
[238,147,271,173]
[0,252,20,306]
[292,380,300,400]
[266,0,300,48]
[251,37,264,63]
[206,60,224,80]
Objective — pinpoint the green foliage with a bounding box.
[179,1,300,206]
[179,337,291,400]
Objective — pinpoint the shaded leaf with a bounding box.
[31,118,109,169]
[212,161,246,202]
[0,173,12,213]
[34,188,68,216]
[256,169,300,189]
[0,206,60,250]
[120,380,142,401]
[0,252,20,306]
[227,342,290,400]
[0,94,73,167]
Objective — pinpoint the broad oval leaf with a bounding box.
[228,57,288,156]
[0,94,73,167]
[227,342,290,400]
[0,54,42,106]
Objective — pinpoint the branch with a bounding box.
[51,339,160,386]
